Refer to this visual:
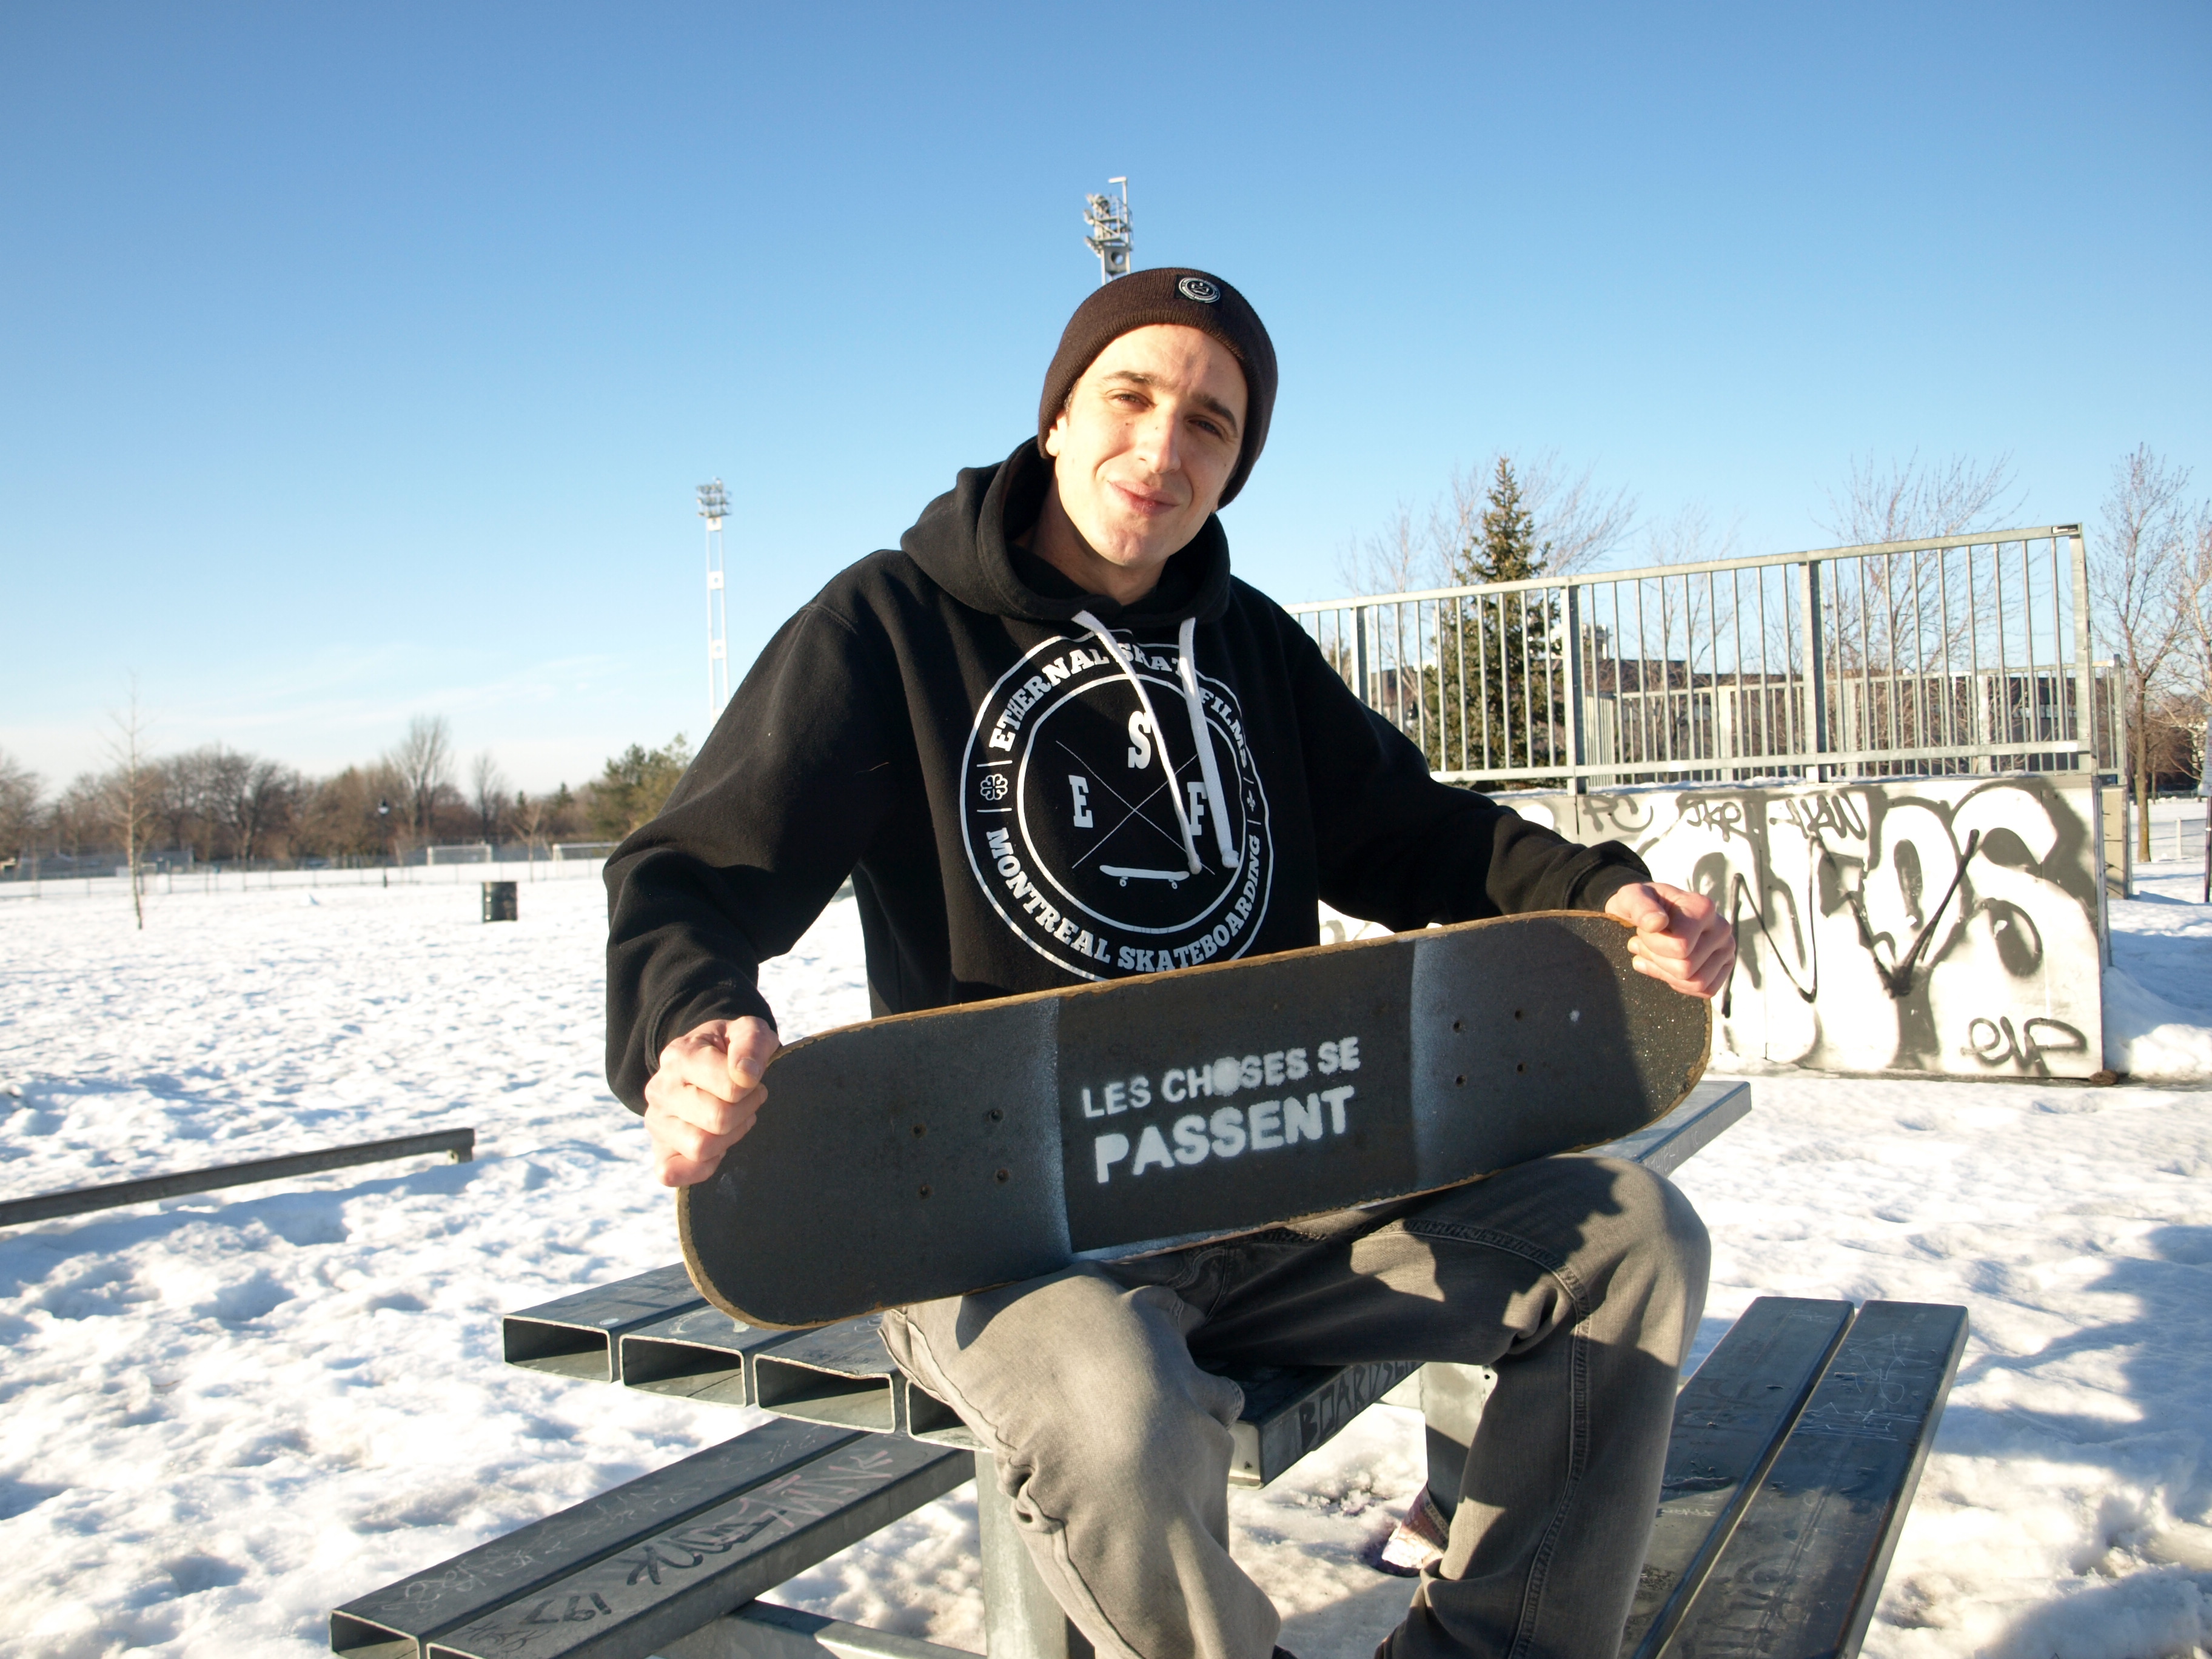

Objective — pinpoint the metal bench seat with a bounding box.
[328,1419,969,1659]
[334,1287,1963,1659]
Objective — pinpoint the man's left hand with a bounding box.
[1603,881,1736,1000]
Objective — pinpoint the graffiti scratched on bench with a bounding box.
[427,1436,963,1657]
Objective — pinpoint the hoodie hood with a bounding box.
[900,441,1234,629]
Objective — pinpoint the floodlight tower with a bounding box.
[1082,177,1132,284]
[697,478,731,719]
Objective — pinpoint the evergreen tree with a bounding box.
[589,736,694,839]
[1454,457,1551,586]
[1433,460,1561,775]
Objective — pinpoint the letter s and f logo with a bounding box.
[1126,711,1153,770]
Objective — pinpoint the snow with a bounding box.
[2,870,2210,1657]
[2106,862,2212,1081]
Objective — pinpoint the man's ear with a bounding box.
[1042,412,1067,460]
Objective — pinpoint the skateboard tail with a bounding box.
[679,993,1073,1329]
[1404,916,1711,1183]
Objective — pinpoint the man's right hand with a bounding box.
[643,1016,781,1187]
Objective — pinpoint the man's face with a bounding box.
[1042,324,1248,580]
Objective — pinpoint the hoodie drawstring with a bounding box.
[1178,617,1241,871]
[1073,611,1238,877]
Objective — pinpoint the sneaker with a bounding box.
[1375,1483,1451,1577]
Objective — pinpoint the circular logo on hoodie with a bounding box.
[1176,276,1221,304]
[961,631,1273,982]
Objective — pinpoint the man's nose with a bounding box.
[1130,405,1182,477]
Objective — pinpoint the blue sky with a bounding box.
[3,2,2206,793]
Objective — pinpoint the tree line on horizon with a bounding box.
[0,716,694,874]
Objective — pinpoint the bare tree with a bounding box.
[387,715,454,846]
[1514,452,1640,575]
[470,752,511,843]
[49,774,107,856]
[1335,501,1427,598]
[1641,503,1743,648]
[2179,501,2212,788]
[1820,453,2029,752]
[1821,451,2025,546]
[152,749,214,859]
[292,760,407,862]
[0,749,41,866]
[1339,454,1637,598]
[207,754,298,862]
[103,682,155,928]
[203,748,250,857]
[514,788,549,868]
[1603,505,1747,757]
[1436,453,1638,581]
[1643,501,1741,568]
[2091,445,2194,858]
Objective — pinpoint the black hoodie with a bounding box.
[604,443,1649,1111]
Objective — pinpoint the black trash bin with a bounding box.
[481,880,519,923]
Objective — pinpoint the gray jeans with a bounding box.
[880,1155,1709,1659]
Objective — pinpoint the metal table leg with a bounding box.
[975,1452,1093,1659]
[1418,1362,1496,1519]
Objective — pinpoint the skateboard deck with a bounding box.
[679,910,1709,1328]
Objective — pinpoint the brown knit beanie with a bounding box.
[1036,267,1278,508]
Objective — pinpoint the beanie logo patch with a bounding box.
[1176,276,1221,305]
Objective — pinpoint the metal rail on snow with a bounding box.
[0,1127,475,1228]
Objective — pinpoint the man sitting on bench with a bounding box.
[605,269,1736,1659]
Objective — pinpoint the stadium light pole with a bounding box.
[698,480,731,721]
[1082,177,1131,284]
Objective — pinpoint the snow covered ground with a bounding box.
[2106,857,2212,1081]
[1,870,2210,1657]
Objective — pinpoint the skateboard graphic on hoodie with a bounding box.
[677,910,1711,1329]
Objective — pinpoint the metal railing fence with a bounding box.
[1287,526,2106,786]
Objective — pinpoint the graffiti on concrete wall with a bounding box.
[1507,776,2106,1079]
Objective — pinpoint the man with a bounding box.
[606,268,1735,1659]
